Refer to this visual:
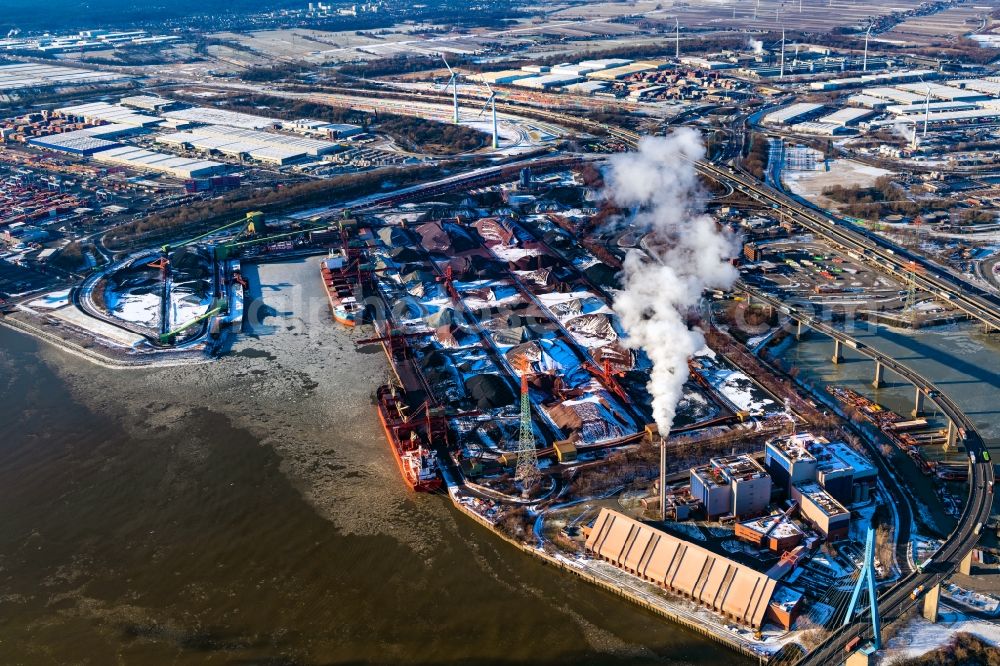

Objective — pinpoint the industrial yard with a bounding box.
[1,1,1000,664]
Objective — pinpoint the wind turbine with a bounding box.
[779,28,786,79]
[478,82,499,149]
[863,24,872,72]
[754,0,759,20]
[441,53,459,124]
[920,76,931,137]
[675,18,681,59]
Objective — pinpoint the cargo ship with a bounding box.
[375,384,444,492]
[320,250,362,327]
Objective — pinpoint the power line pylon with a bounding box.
[514,358,539,491]
[843,526,882,650]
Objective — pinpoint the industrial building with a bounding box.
[588,62,664,81]
[820,107,875,127]
[585,508,802,629]
[690,455,771,519]
[57,102,163,128]
[847,94,891,109]
[119,95,181,113]
[896,82,989,103]
[807,69,938,91]
[91,146,226,179]
[763,103,826,125]
[162,107,282,130]
[791,482,850,540]
[884,101,977,116]
[765,433,876,506]
[0,62,129,91]
[511,73,584,89]
[734,513,804,553]
[471,70,536,85]
[157,125,338,164]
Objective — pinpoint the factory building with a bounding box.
[792,482,850,540]
[690,455,771,519]
[763,103,826,125]
[860,87,926,105]
[766,432,877,506]
[734,513,804,553]
[765,433,818,492]
[585,508,802,629]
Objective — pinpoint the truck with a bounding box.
[910,585,926,600]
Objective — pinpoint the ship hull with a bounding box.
[375,391,443,493]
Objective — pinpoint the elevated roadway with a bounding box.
[743,284,994,665]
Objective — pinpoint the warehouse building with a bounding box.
[0,62,129,91]
[563,81,609,95]
[511,73,583,89]
[92,146,225,179]
[884,101,978,115]
[157,125,337,160]
[471,70,536,85]
[120,95,180,113]
[791,482,850,540]
[763,103,826,125]
[57,101,163,128]
[587,62,663,81]
[162,107,282,130]
[585,508,802,629]
[793,121,849,135]
[896,82,989,103]
[690,455,771,519]
[868,107,1000,130]
[847,94,891,109]
[860,87,926,105]
[820,107,875,127]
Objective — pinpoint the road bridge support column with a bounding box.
[960,550,973,576]
[846,648,874,666]
[945,420,957,452]
[873,361,885,389]
[913,388,926,417]
[796,320,803,340]
[922,583,941,623]
[832,339,844,364]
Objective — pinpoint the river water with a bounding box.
[0,258,737,666]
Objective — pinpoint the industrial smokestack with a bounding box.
[601,130,739,461]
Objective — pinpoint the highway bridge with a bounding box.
[742,284,994,665]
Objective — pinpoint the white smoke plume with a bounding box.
[603,129,740,435]
[748,38,764,54]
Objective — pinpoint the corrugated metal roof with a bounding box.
[585,508,778,628]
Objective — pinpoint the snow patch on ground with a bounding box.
[880,609,1000,663]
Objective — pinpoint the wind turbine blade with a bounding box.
[440,53,454,75]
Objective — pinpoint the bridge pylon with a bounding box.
[843,526,881,650]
